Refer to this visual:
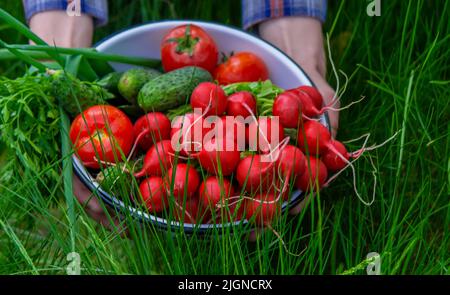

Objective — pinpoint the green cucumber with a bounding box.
[137,66,212,112]
[118,68,161,104]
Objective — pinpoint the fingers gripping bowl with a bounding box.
[72,21,331,233]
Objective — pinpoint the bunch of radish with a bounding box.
[82,78,394,243]
[125,82,370,229]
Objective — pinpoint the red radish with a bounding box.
[219,199,245,222]
[245,193,280,226]
[196,135,240,176]
[139,177,168,213]
[226,91,257,118]
[165,163,200,200]
[297,120,354,173]
[199,177,233,208]
[322,140,350,172]
[295,157,328,192]
[248,117,285,153]
[276,145,306,177]
[173,197,201,223]
[294,86,323,110]
[297,123,398,205]
[323,135,398,174]
[134,140,175,178]
[171,113,211,155]
[236,155,275,193]
[272,92,303,128]
[289,85,362,119]
[210,116,248,148]
[285,88,322,119]
[209,116,246,140]
[133,112,171,151]
[190,82,227,116]
[297,120,331,155]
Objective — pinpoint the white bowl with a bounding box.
[95,20,313,90]
[73,20,329,233]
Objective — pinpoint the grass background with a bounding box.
[0,0,449,274]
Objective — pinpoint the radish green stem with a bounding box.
[0,8,63,65]
[0,40,47,72]
[7,45,161,68]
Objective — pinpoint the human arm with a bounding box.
[23,0,116,229]
[23,0,108,47]
[242,0,337,217]
[242,0,339,137]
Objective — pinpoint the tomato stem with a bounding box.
[166,24,200,57]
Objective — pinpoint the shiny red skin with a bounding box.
[273,91,303,128]
[196,135,240,176]
[133,112,171,151]
[322,140,350,172]
[296,91,320,117]
[209,116,248,147]
[135,140,175,177]
[139,177,168,213]
[226,91,257,118]
[276,145,306,179]
[190,82,227,116]
[246,193,280,226]
[170,113,211,156]
[161,24,218,73]
[214,52,269,85]
[297,120,331,156]
[199,177,234,208]
[165,164,200,200]
[295,157,328,192]
[173,197,202,223]
[69,105,134,169]
[296,85,323,110]
[248,117,285,153]
[236,155,275,193]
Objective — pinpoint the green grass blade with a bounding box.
[59,107,76,252]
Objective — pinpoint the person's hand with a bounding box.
[30,11,119,229]
[259,16,339,137]
[259,17,338,216]
[73,175,122,231]
[29,11,94,47]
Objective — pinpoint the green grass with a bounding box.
[0,0,449,275]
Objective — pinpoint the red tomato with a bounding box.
[133,112,171,151]
[69,105,134,169]
[161,24,218,73]
[214,52,269,85]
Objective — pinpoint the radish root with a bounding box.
[266,223,307,257]
[325,130,400,206]
[173,200,196,224]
